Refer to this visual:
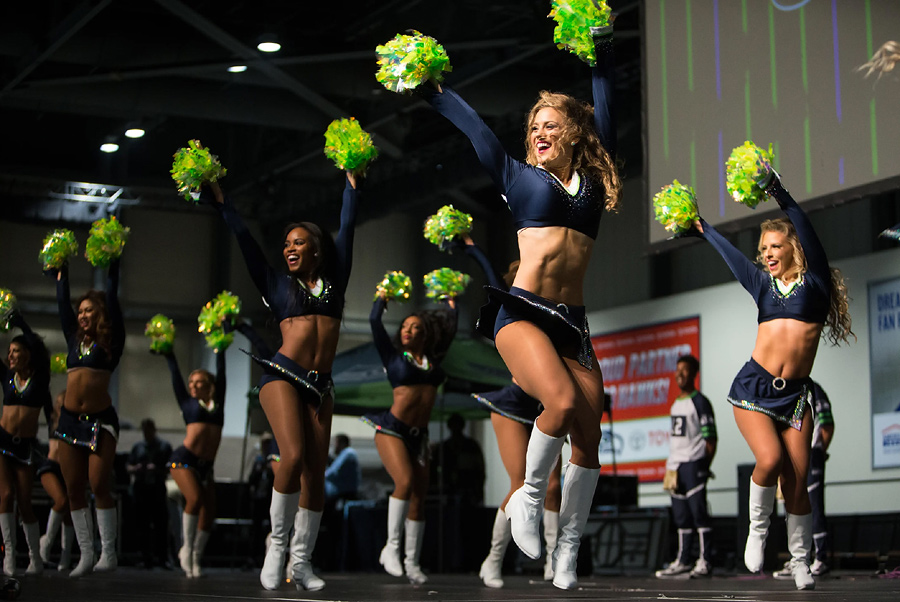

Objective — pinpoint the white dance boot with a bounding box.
[260,490,299,590]
[552,464,600,590]
[40,509,62,564]
[404,519,427,584]
[507,425,565,559]
[58,524,74,571]
[379,497,408,577]
[0,513,16,576]
[22,522,43,575]
[745,480,776,573]
[68,508,94,578]
[93,507,117,572]
[192,530,209,578]
[290,508,325,591]
[179,512,198,577]
[786,513,815,590]
[479,508,510,588]
[543,509,559,581]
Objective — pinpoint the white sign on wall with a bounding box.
[869,277,900,469]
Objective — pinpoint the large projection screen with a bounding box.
[646,0,900,244]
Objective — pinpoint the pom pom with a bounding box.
[145,314,176,354]
[652,180,699,234]
[549,0,612,66]
[198,291,242,352]
[423,205,473,249]
[324,117,379,174]
[423,268,471,300]
[0,289,16,332]
[51,353,67,374]
[39,229,79,271]
[171,139,227,201]
[725,141,775,209]
[85,217,130,268]
[375,31,452,94]
[880,223,900,242]
[375,271,413,302]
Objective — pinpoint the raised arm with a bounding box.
[462,240,505,291]
[767,178,830,282]
[55,265,77,342]
[214,350,226,406]
[333,175,360,293]
[591,28,617,157]
[432,300,459,363]
[106,259,126,358]
[697,219,767,297]
[163,352,190,403]
[234,322,273,359]
[369,296,396,367]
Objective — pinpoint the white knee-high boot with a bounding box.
[58,523,75,571]
[379,497,408,577]
[786,513,815,590]
[479,508,510,588]
[93,507,117,572]
[179,513,198,577]
[191,530,209,578]
[507,425,565,559]
[260,490,300,590]
[68,508,94,578]
[0,513,17,576]
[745,480,776,573]
[552,464,600,591]
[290,508,325,591]
[40,509,63,564]
[543,509,559,581]
[22,522,43,575]
[404,519,427,585]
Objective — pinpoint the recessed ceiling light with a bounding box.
[124,128,145,138]
[100,143,119,153]
[228,65,248,73]
[257,33,281,53]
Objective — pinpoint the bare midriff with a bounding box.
[512,226,593,306]
[0,405,42,439]
[389,385,438,430]
[752,319,823,379]
[183,423,223,461]
[64,367,112,413]
[278,314,342,372]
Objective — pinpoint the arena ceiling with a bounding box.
[0,0,643,233]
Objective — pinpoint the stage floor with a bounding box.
[17,568,900,601]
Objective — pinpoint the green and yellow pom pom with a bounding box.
[145,314,176,354]
[549,0,612,66]
[0,289,16,332]
[51,353,67,374]
[375,271,413,302]
[423,205,473,249]
[171,139,227,201]
[376,31,452,94]
[198,291,241,352]
[423,268,470,300]
[725,141,775,209]
[652,180,699,234]
[85,217,129,268]
[324,117,379,174]
[39,229,79,271]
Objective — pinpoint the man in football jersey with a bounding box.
[656,355,717,579]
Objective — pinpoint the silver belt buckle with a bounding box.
[772,377,786,391]
[409,427,421,437]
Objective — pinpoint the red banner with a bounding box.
[592,317,700,482]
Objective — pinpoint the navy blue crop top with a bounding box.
[2,315,52,419]
[421,38,615,240]
[164,352,226,427]
[698,181,830,325]
[370,297,454,388]
[215,178,359,322]
[57,261,125,372]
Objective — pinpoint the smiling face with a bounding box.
[188,370,214,401]
[400,315,426,352]
[759,230,796,280]
[675,360,696,393]
[7,341,30,373]
[78,298,99,335]
[283,226,318,276]
[528,107,575,171]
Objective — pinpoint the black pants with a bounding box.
[671,460,712,563]
[132,482,169,566]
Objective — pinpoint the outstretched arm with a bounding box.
[163,352,190,403]
[333,174,360,294]
[767,178,830,282]
[214,350,227,406]
[106,259,126,358]
[54,265,77,343]
[591,26,616,157]
[461,237,505,291]
[696,219,767,297]
[234,322,273,359]
[369,296,395,367]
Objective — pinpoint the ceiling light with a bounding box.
[257,34,281,53]
[124,128,145,138]
[227,65,248,73]
[100,142,119,153]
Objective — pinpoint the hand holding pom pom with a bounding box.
[198,291,242,352]
[85,217,130,268]
[40,229,79,271]
[324,118,379,175]
[51,353,67,374]
[171,139,227,202]
[423,268,470,300]
[652,180,699,235]
[376,31,452,94]
[0,289,16,332]
[549,0,613,66]
[725,141,776,209]
[145,314,176,354]
[375,271,413,302]
[423,205,473,250]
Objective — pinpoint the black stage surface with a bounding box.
[14,569,900,602]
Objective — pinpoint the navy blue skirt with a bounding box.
[361,410,429,466]
[472,383,542,425]
[727,358,811,431]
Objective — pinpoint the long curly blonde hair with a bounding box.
[858,40,900,79]
[757,218,855,345]
[524,91,622,212]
